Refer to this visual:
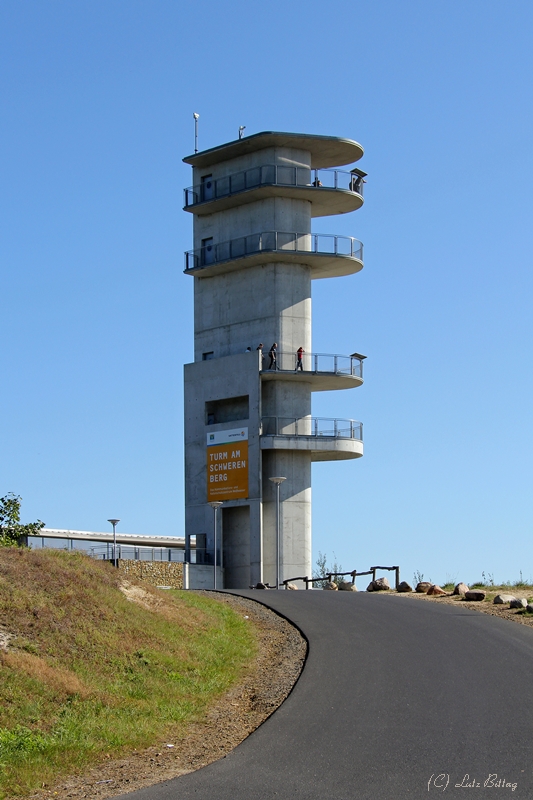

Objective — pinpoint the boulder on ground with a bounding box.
[493,594,517,604]
[367,577,391,592]
[338,581,357,591]
[323,581,338,590]
[453,582,469,596]
[286,583,298,590]
[526,604,533,614]
[427,584,447,596]
[465,590,486,601]
[510,598,527,609]
[415,582,433,594]
[255,582,269,590]
[397,581,413,593]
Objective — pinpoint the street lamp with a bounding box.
[208,502,223,589]
[269,477,286,588]
[107,519,120,566]
[193,112,199,153]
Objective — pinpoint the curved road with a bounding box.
[121,591,533,799]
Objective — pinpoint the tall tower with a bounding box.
[183,132,366,589]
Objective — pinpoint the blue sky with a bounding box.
[1,0,532,585]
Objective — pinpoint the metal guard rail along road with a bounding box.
[281,565,401,590]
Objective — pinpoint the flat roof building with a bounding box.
[183,131,366,589]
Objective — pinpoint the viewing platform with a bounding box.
[260,351,365,391]
[260,416,363,461]
[184,232,363,280]
[184,166,365,217]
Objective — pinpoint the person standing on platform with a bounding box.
[268,343,278,370]
[256,343,264,369]
[295,346,304,371]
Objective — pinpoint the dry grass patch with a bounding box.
[0,548,256,798]
[0,651,90,700]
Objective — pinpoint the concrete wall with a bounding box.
[261,450,311,587]
[186,152,314,590]
[192,146,311,215]
[184,352,263,588]
[222,505,251,588]
[185,333,312,588]
[192,148,313,362]
[184,353,262,508]
[193,197,312,253]
[185,564,224,590]
[194,261,311,361]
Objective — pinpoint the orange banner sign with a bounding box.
[206,428,249,502]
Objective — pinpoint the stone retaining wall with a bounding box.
[117,559,184,589]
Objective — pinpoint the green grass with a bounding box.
[466,581,533,599]
[466,571,533,591]
[0,548,256,798]
[434,573,533,605]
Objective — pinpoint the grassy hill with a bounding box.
[0,548,255,798]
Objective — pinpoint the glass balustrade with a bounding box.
[261,417,363,441]
[261,351,363,378]
[184,231,363,271]
[184,165,365,207]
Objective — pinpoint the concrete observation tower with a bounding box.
[183,131,366,589]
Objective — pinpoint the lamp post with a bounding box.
[107,519,120,566]
[208,502,223,589]
[269,477,286,588]
[193,112,199,153]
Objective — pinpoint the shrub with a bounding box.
[0,494,44,547]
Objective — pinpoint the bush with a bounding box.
[0,494,44,547]
[313,551,344,588]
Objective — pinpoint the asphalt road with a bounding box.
[120,591,533,800]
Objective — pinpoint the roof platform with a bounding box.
[183,131,364,170]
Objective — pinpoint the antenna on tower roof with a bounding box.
[193,112,199,153]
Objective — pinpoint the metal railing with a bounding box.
[184,166,364,207]
[261,416,363,440]
[28,538,188,563]
[261,351,363,377]
[88,544,187,562]
[185,231,363,271]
